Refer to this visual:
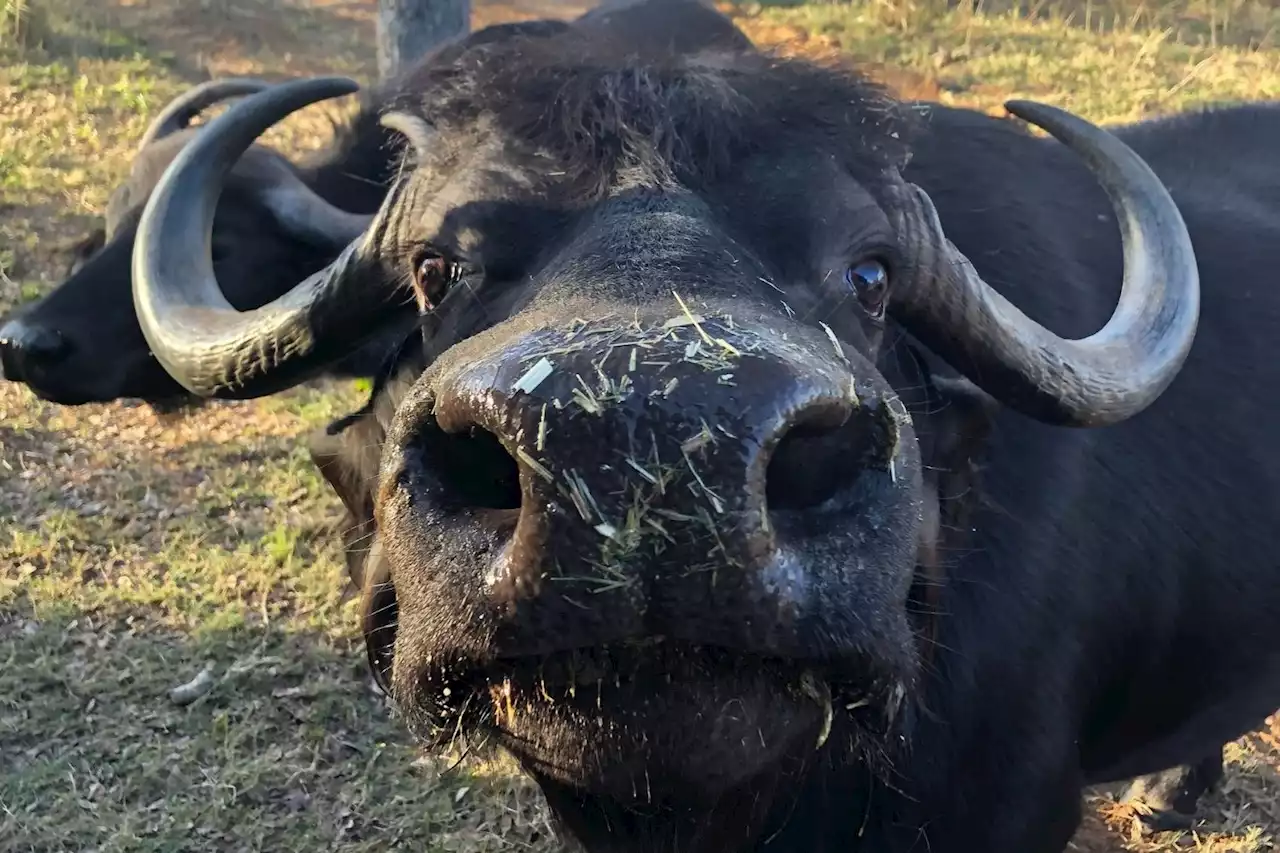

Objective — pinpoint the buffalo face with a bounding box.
[373,191,928,801]
[129,30,1198,851]
[0,79,371,406]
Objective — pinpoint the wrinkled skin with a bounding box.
[133,1,1280,850]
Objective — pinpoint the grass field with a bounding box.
[2,0,1280,850]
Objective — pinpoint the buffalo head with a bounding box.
[129,28,1198,852]
[0,78,377,406]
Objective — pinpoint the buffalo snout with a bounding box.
[0,307,81,405]
[0,316,70,382]
[374,308,926,744]
[0,235,167,406]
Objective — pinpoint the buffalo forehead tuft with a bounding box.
[390,36,919,196]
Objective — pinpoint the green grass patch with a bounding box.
[736,0,1280,122]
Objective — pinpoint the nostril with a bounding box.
[765,399,881,512]
[409,418,523,511]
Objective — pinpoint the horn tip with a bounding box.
[320,76,362,94]
[1003,99,1073,127]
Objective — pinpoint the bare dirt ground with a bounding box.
[2,0,1280,850]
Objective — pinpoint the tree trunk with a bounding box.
[376,0,471,81]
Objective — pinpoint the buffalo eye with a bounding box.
[411,249,465,312]
[845,259,889,320]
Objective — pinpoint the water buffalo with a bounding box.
[0,0,749,410]
[128,1,1280,850]
[0,77,408,407]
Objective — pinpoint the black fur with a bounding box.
[387,32,910,199]
[288,4,1275,852]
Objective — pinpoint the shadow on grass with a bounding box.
[0,604,563,852]
[0,381,562,851]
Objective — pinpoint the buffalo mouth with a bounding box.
[394,636,908,806]
[1,353,128,406]
[1,350,177,407]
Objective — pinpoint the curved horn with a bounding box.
[133,77,413,400]
[892,100,1199,428]
[254,164,374,247]
[138,78,274,151]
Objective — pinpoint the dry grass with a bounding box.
[1,0,1278,850]
[732,0,1280,121]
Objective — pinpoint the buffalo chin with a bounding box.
[8,351,179,408]
[402,641,902,808]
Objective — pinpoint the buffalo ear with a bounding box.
[358,536,397,694]
[916,371,993,491]
[308,415,381,595]
[309,411,398,694]
[308,346,427,597]
[918,373,997,516]
[926,375,998,458]
[907,369,998,656]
